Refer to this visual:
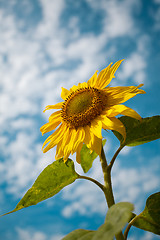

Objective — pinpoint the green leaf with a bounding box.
[80,139,106,173]
[92,202,134,240]
[2,158,78,216]
[62,229,95,240]
[133,192,160,235]
[113,116,160,146]
[63,202,133,240]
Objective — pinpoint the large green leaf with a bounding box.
[113,116,160,146]
[133,192,160,235]
[92,202,134,240]
[80,140,106,173]
[62,229,95,240]
[63,202,134,240]
[1,158,78,216]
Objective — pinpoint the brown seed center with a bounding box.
[61,87,107,128]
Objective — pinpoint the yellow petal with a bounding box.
[70,84,79,92]
[42,124,66,153]
[90,134,102,156]
[105,85,145,106]
[102,116,126,141]
[95,60,124,89]
[40,120,61,135]
[76,142,83,163]
[87,70,98,87]
[69,82,89,94]
[78,82,89,89]
[43,102,63,112]
[66,128,85,155]
[84,126,102,156]
[90,118,102,139]
[84,125,94,144]
[48,110,61,122]
[61,87,70,100]
[40,111,61,134]
[104,104,142,120]
[63,152,70,163]
[55,139,64,160]
[73,128,85,153]
[55,128,71,159]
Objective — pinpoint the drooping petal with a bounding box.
[90,118,102,139]
[104,104,142,120]
[40,120,61,135]
[72,128,85,153]
[42,124,66,153]
[90,134,102,156]
[48,110,62,122]
[105,85,145,106]
[76,142,83,163]
[61,87,70,100]
[57,128,72,162]
[62,128,84,162]
[64,128,85,156]
[84,125,93,145]
[95,60,124,89]
[55,127,71,160]
[40,111,61,134]
[55,139,64,160]
[43,102,63,112]
[102,116,126,141]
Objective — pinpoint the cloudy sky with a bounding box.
[0,0,160,239]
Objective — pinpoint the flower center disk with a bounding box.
[61,87,107,128]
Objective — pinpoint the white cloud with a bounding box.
[17,228,47,240]
[129,230,160,240]
[16,227,64,240]
[0,130,54,197]
[118,52,147,84]
[139,231,159,240]
[113,161,159,212]
[120,146,132,156]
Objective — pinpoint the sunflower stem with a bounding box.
[100,146,124,240]
[78,175,105,194]
[108,144,124,171]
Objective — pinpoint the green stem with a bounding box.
[100,146,124,240]
[78,175,105,194]
[100,146,115,207]
[124,222,132,240]
[124,214,139,240]
[108,144,124,171]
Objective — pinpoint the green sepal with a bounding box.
[80,139,106,173]
[1,158,78,216]
[113,116,160,146]
[132,192,160,235]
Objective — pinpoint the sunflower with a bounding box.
[40,60,145,163]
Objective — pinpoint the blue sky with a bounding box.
[0,0,160,239]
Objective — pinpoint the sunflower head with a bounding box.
[61,87,107,129]
[40,60,145,163]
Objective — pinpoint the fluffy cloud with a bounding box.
[16,227,64,240]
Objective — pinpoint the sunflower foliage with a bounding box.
[1,60,160,240]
